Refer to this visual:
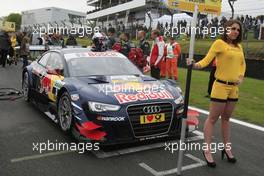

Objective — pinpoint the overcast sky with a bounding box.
[0,0,263,17]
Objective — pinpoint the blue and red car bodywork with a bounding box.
[22,48,198,146]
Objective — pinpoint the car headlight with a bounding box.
[176,86,183,94]
[175,96,184,115]
[88,101,121,112]
[176,106,184,115]
[174,96,184,105]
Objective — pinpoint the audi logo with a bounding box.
[143,106,161,114]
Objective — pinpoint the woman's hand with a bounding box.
[186,58,193,66]
[186,58,201,69]
[236,75,244,86]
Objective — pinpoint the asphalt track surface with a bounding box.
[0,63,263,176]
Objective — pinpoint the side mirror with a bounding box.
[55,68,64,76]
[47,69,58,75]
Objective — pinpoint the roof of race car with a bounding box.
[57,48,92,54]
[51,48,127,60]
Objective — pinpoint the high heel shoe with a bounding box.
[221,149,237,163]
[202,151,216,168]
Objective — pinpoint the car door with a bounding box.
[44,52,65,103]
[32,52,51,103]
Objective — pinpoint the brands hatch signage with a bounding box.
[162,0,222,15]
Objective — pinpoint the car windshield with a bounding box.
[67,57,142,77]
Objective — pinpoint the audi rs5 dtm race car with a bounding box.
[22,48,195,145]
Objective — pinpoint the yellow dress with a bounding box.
[197,39,246,101]
[197,39,246,82]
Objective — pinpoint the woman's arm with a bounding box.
[237,47,246,85]
[196,39,223,68]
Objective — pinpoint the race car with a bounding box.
[22,48,196,145]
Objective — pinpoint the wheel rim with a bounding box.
[23,73,29,100]
[59,96,72,131]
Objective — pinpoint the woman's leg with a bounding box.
[204,101,226,162]
[221,101,236,157]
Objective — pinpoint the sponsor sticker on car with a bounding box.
[114,90,174,104]
[110,75,140,83]
[64,52,122,60]
[140,113,165,124]
[97,116,125,122]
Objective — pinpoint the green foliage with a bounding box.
[5,13,22,30]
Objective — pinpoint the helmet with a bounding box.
[92,32,107,52]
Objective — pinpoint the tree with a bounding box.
[5,13,22,30]
[228,0,237,19]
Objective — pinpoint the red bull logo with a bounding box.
[40,75,52,93]
[114,90,174,104]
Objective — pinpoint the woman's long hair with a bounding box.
[221,19,243,46]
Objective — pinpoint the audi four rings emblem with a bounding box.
[143,106,161,114]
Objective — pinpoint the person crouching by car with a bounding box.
[150,29,165,79]
[20,32,30,68]
[165,37,181,80]
[91,32,107,52]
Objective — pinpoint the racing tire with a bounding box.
[58,92,74,132]
[22,72,31,102]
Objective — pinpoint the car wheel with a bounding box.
[22,72,31,102]
[58,92,74,132]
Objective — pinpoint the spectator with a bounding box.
[254,17,261,39]
[164,37,181,80]
[241,15,245,23]
[243,17,250,39]
[16,32,23,46]
[51,33,64,46]
[118,33,131,57]
[160,37,167,78]
[165,22,169,29]
[107,27,117,50]
[10,32,17,65]
[138,30,150,57]
[138,30,150,71]
[149,29,165,79]
[0,30,11,67]
[20,32,30,68]
[91,32,107,52]
[66,35,77,46]
[37,37,43,45]
[220,16,227,27]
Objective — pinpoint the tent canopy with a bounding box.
[152,13,193,27]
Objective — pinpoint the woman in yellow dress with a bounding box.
[190,20,246,167]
